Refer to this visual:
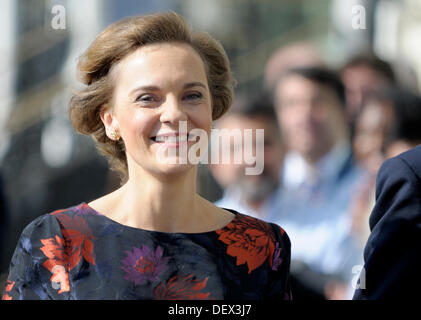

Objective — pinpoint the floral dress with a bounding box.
[2,203,291,300]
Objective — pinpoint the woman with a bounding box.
[2,12,291,300]
[350,87,421,248]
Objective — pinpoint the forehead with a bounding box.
[344,65,382,80]
[220,113,276,130]
[276,74,321,94]
[359,101,393,126]
[276,74,341,103]
[112,42,208,86]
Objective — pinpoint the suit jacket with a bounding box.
[353,145,421,299]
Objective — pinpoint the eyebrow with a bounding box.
[129,82,207,96]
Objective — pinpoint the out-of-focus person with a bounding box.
[348,90,395,248]
[268,66,365,299]
[340,53,395,127]
[350,87,421,248]
[353,86,421,174]
[264,41,325,91]
[383,88,421,158]
[352,91,395,177]
[210,92,284,220]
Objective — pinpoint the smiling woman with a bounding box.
[69,12,234,183]
[102,42,213,175]
[2,12,291,300]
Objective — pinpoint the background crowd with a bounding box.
[1,0,421,300]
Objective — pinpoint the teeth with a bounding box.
[167,136,178,143]
[154,135,188,143]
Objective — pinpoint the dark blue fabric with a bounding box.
[2,203,291,300]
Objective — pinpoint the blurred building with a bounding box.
[0,0,109,274]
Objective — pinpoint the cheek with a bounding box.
[119,110,155,145]
[279,108,298,133]
[190,107,212,131]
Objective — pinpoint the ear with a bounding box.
[100,104,120,140]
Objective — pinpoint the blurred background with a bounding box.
[1,0,421,299]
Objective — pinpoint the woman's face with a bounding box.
[101,42,213,177]
[353,100,394,174]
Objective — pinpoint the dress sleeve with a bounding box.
[265,223,292,300]
[2,214,59,300]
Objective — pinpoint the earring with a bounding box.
[109,131,120,140]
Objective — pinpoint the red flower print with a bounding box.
[2,280,15,300]
[154,274,211,300]
[279,226,285,236]
[40,213,96,294]
[50,208,69,215]
[216,214,277,274]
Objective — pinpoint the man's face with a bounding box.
[210,114,283,202]
[274,74,346,162]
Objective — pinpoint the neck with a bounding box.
[247,199,264,217]
[302,138,337,167]
[113,164,204,232]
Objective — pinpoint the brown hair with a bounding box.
[341,53,395,83]
[69,12,235,184]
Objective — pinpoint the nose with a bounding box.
[159,96,188,124]
[297,99,319,122]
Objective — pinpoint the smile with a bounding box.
[150,133,197,145]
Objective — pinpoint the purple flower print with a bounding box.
[121,245,169,285]
[272,242,283,271]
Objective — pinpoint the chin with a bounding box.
[127,150,197,179]
[151,160,196,177]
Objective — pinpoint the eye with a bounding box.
[135,93,158,105]
[183,92,203,101]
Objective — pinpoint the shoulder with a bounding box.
[376,147,421,195]
[369,147,421,231]
[19,203,90,241]
[381,145,421,181]
[14,202,97,270]
[4,203,94,300]
[397,144,421,168]
[220,210,291,251]
[215,210,291,278]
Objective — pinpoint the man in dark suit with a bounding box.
[353,145,421,299]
